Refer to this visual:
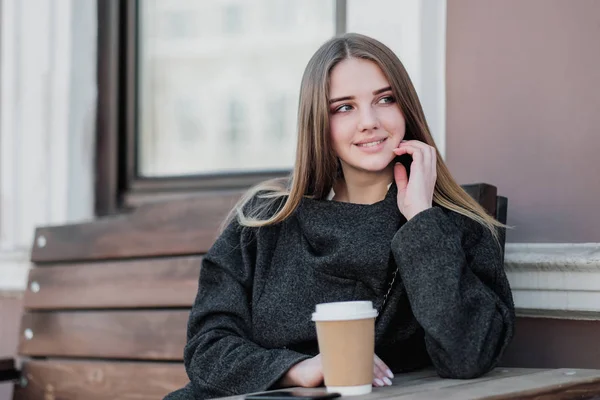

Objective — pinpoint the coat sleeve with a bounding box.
[391,207,515,379]
[182,218,310,399]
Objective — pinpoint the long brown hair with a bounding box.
[226,33,503,239]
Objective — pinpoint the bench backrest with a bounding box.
[12,184,506,400]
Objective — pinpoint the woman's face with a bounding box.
[328,58,405,175]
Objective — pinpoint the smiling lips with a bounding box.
[355,137,387,148]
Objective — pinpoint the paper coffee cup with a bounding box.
[312,301,378,396]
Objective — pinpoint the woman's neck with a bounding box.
[333,166,394,205]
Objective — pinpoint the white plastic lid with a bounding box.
[311,301,378,322]
[327,384,373,396]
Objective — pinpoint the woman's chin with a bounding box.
[348,160,395,174]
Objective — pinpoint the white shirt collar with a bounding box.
[326,188,336,201]
[326,183,392,201]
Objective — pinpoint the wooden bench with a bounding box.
[0,184,506,400]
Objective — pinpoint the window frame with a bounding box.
[95,0,347,215]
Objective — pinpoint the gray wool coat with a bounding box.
[165,184,515,400]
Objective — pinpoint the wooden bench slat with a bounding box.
[19,311,188,360]
[461,183,498,218]
[399,369,600,400]
[0,358,15,372]
[30,184,499,264]
[31,192,241,263]
[13,360,188,400]
[24,257,201,310]
[0,358,19,381]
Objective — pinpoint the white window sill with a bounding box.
[505,243,600,315]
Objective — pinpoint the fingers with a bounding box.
[393,141,437,174]
[373,355,394,387]
[394,142,435,165]
[394,140,436,158]
[393,143,424,164]
[375,355,394,379]
[394,162,408,190]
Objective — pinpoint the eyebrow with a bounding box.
[329,86,392,104]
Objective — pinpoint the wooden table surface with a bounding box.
[219,368,600,399]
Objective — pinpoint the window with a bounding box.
[96,0,345,215]
[223,4,243,35]
[266,94,288,142]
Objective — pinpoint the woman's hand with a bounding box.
[279,354,394,388]
[393,140,437,220]
[373,354,394,387]
[279,355,324,388]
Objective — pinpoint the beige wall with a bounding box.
[0,294,22,400]
[446,0,600,242]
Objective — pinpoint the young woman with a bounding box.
[165,33,514,400]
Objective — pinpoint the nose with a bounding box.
[357,106,380,132]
